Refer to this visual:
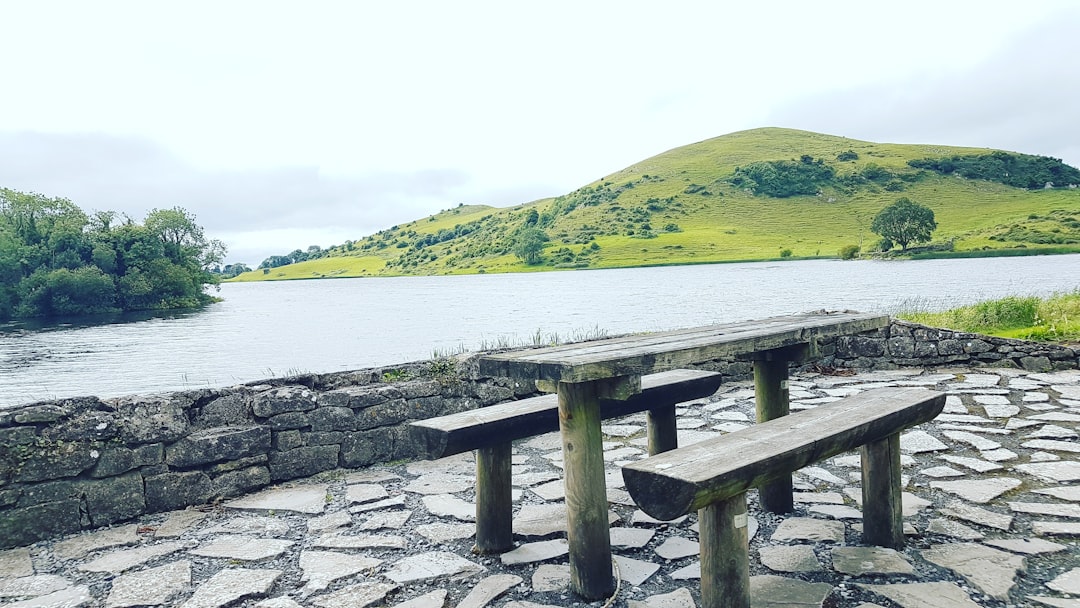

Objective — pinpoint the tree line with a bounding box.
[0,188,224,320]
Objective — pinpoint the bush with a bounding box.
[837,150,859,161]
[838,244,860,260]
[779,249,793,258]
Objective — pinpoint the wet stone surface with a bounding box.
[5,367,1080,606]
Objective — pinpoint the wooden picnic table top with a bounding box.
[477,310,889,384]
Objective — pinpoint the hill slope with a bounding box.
[230,128,1080,281]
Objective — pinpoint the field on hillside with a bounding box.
[230,128,1080,281]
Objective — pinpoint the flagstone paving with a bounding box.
[5,367,1080,607]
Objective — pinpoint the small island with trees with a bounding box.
[0,188,224,321]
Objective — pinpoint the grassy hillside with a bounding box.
[230,128,1080,282]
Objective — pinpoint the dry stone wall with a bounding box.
[1,319,1077,549]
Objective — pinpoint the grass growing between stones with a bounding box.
[898,291,1080,342]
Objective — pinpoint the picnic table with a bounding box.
[477,310,889,600]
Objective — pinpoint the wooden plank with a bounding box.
[753,357,793,514]
[699,494,750,608]
[474,442,513,553]
[478,312,888,383]
[410,369,722,459]
[622,388,945,521]
[559,380,615,600]
[861,433,904,548]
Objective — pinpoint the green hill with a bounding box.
[230,128,1080,281]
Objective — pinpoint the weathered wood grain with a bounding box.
[475,442,513,553]
[699,494,750,608]
[478,311,888,383]
[861,433,904,548]
[622,387,945,521]
[410,369,722,459]
[753,357,793,514]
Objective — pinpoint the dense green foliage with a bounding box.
[871,198,937,250]
[899,291,1080,342]
[730,155,835,197]
[908,151,1080,189]
[512,227,548,265]
[0,189,224,320]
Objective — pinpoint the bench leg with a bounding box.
[860,432,904,549]
[475,442,513,554]
[646,404,678,455]
[558,380,615,600]
[700,493,750,608]
[754,358,794,514]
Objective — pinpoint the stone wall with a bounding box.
[2,319,1077,549]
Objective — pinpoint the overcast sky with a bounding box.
[2,1,1078,266]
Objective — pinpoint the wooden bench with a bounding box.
[410,368,723,553]
[622,387,945,608]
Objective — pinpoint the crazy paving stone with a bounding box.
[857,581,981,608]
[900,430,949,453]
[180,568,281,608]
[513,471,560,488]
[404,475,474,495]
[80,541,187,573]
[942,430,1001,450]
[925,518,984,540]
[809,504,863,520]
[531,564,571,592]
[347,484,391,504]
[1017,461,1080,482]
[1035,486,1080,501]
[670,562,700,580]
[940,501,1013,530]
[252,596,305,608]
[930,478,1022,503]
[613,555,660,586]
[920,466,964,478]
[1023,439,1080,453]
[1007,418,1047,430]
[2,586,92,608]
[312,533,408,550]
[831,546,915,576]
[358,510,411,531]
[1032,521,1080,536]
[759,545,822,572]
[982,403,1020,418]
[1030,412,1080,423]
[310,582,398,608]
[390,590,448,608]
[152,510,208,538]
[308,510,352,533]
[1008,502,1080,517]
[627,587,696,608]
[771,517,845,543]
[416,522,474,543]
[189,536,293,562]
[984,537,1067,554]
[800,466,848,485]
[422,495,476,522]
[921,542,1024,600]
[406,453,474,476]
[349,496,408,514]
[456,574,522,608]
[345,470,400,484]
[631,509,687,526]
[750,575,832,608]
[793,492,846,504]
[501,540,569,566]
[1031,451,1062,462]
[53,524,140,560]
[1048,568,1080,594]
[654,536,699,560]
[385,552,484,583]
[226,484,330,514]
[0,575,71,599]
[0,548,33,578]
[938,455,1002,473]
[1028,597,1080,608]
[981,448,1018,462]
[202,516,290,537]
[1027,425,1079,439]
[299,551,382,594]
[105,560,191,608]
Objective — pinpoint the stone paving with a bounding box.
[4,367,1080,607]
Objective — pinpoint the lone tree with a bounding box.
[512,227,547,265]
[871,197,937,250]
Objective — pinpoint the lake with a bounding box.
[2,255,1078,408]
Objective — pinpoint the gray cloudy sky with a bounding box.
[1,1,1077,265]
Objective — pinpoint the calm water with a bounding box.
[2,256,1078,407]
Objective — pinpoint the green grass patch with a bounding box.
[898,291,1080,342]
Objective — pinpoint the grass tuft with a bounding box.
[898,291,1080,342]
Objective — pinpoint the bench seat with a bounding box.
[409,368,723,553]
[623,386,945,608]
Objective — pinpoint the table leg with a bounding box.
[475,442,513,554]
[861,433,904,548]
[558,380,615,600]
[754,358,794,514]
[646,403,678,455]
